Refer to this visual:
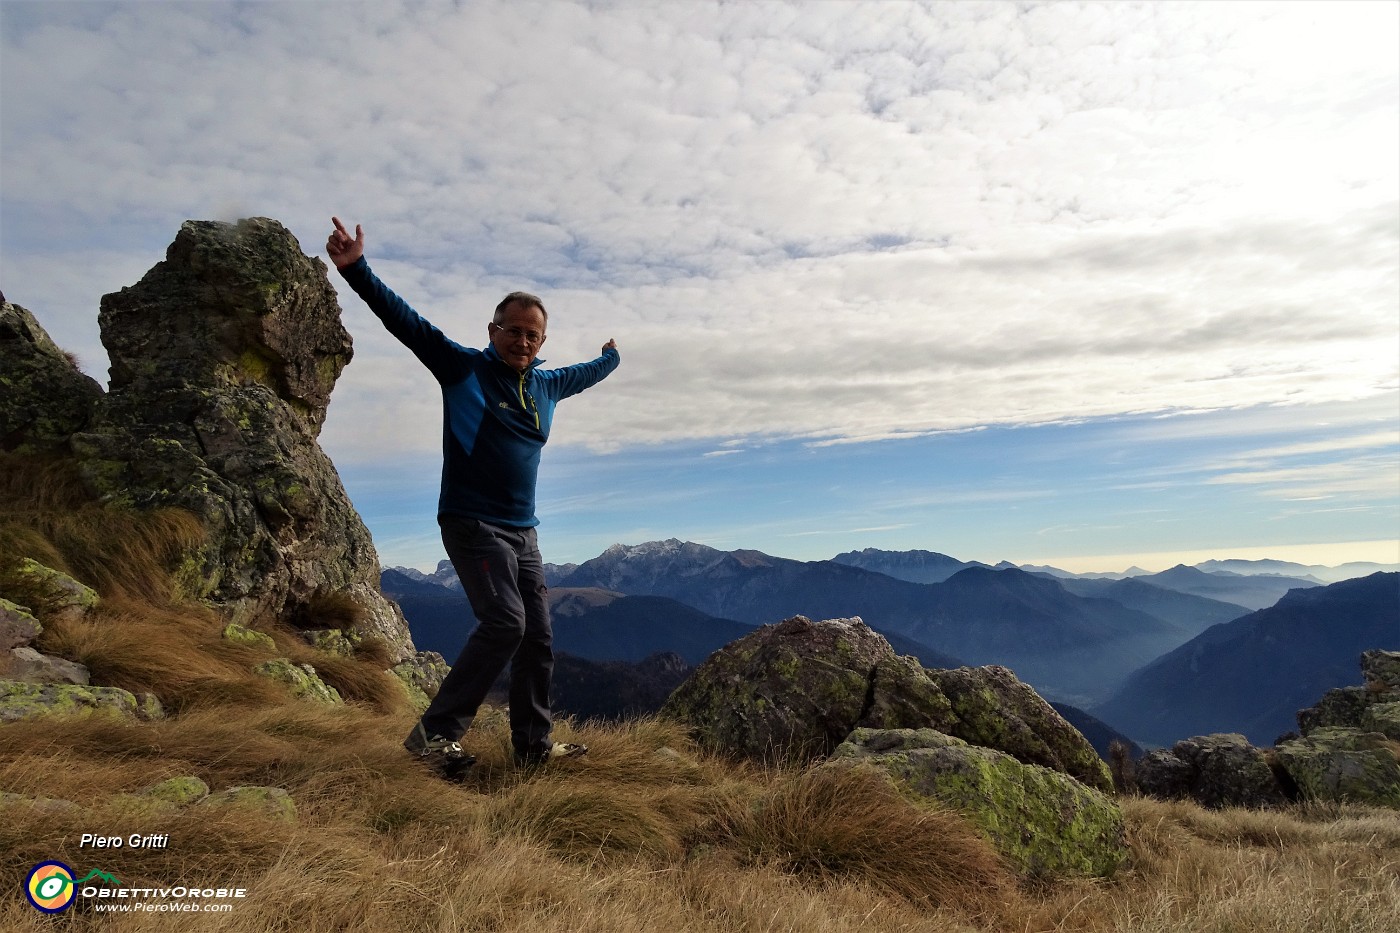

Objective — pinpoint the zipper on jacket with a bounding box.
[518,373,540,430]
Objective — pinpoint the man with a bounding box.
[326,217,619,780]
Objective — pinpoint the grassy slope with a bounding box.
[2,452,1398,931]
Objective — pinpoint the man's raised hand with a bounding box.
[326,217,364,269]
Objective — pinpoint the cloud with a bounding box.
[3,0,1396,467]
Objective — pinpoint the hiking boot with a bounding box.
[515,741,588,768]
[404,725,475,783]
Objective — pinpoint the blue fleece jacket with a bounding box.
[338,257,620,528]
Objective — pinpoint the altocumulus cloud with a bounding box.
[1,0,1395,464]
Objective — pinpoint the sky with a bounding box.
[2,0,1397,575]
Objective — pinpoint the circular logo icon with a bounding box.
[25,861,76,913]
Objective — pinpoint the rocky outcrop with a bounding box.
[660,616,958,763]
[834,728,1127,878]
[1135,733,1289,809]
[659,615,1110,792]
[69,218,413,660]
[1267,650,1400,807]
[1274,728,1400,807]
[1133,652,1400,809]
[0,681,164,723]
[1297,649,1400,739]
[0,300,103,453]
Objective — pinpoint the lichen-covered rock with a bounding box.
[221,622,276,651]
[1298,685,1371,734]
[1,646,91,685]
[1135,733,1288,809]
[393,651,449,694]
[661,616,957,763]
[1363,649,1400,689]
[2,559,99,620]
[1362,702,1400,741]
[71,218,413,660]
[661,616,1112,792]
[0,681,163,723]
[1297,650,1400,738]
[200,785,297,821]
[0,300,104,453]
[254,658,342,704]
[0,791,81,814]
[392,651,449,712]
[303,628,357,658]
[1274,727,1400,807]
[0,599,41,650]
[928,665,1114,794]
[133,692,165,721]
[141,776,210,806]
[834,728,1127,878]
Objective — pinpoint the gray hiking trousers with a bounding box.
[412,515,554,759]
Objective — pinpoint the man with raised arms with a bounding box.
[327,217,619,780]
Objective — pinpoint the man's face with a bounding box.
[488,302,547,372]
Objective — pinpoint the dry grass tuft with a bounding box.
[0,450,205,606]
[34,598,287,713]
[702,761,1015,910]
[292,589,367,631]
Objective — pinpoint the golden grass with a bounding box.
[2,452,1397,932]
[0,451,205,606]
[2,694,1396,933]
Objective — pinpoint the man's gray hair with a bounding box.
[494,291,548,324]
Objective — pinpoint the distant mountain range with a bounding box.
[832,547,1327,610]
[1091,572,1400,746]
[549,540,1267,704]
[384,542,1397,745]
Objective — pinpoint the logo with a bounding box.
[25,861,76,913]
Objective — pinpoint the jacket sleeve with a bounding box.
[540,347,621,401]
[337,257,475,383]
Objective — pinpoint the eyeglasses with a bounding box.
[490,323,545,345]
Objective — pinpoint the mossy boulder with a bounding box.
[1274,727,1400,807]
[928,665,1113,794]
[0,682,164,723]
[303,628,357,658]
[2,559,99,620]
[200,785,297,821]
[661,616,1109,793]
[661,616,957,763]
[141,776,210,806]
[834,728,1127,878]
[391,651,449,713]
[253,658,342,704]
[221,622,276,651]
